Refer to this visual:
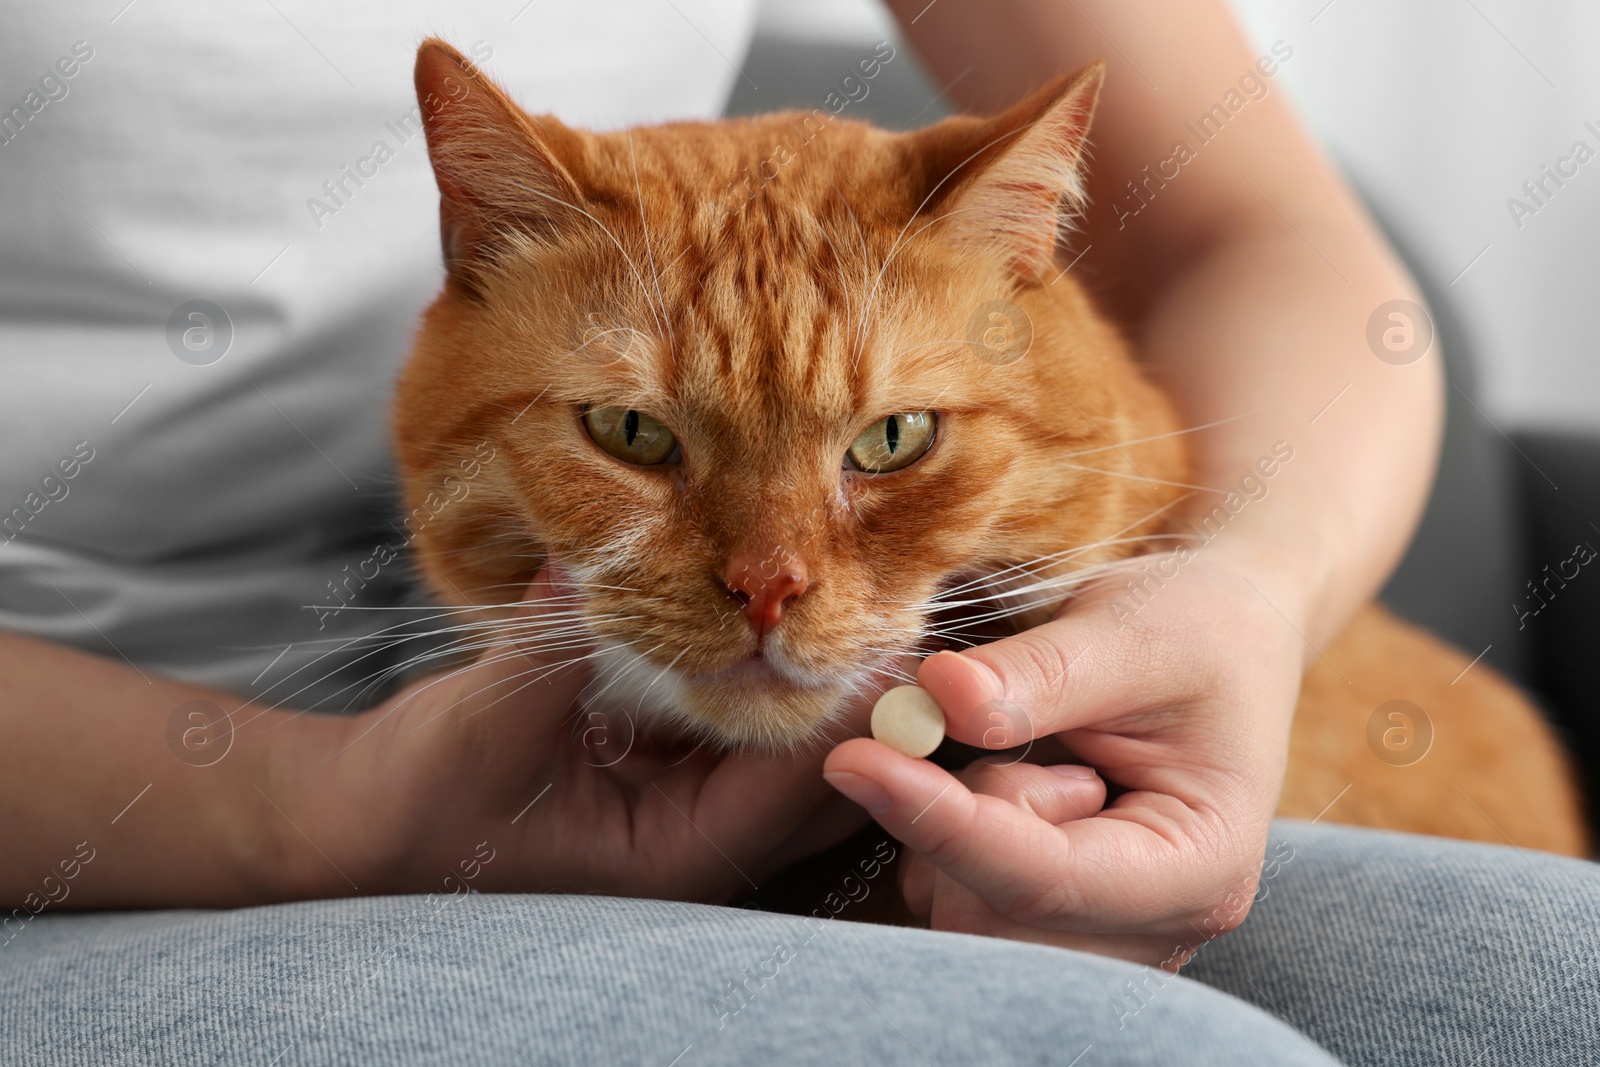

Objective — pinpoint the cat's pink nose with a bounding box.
[723,548,809,639]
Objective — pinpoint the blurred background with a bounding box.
[727,0,1600,817]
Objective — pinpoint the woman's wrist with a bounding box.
[249,705,397,901]
[273,685,507,900]
[1160,483,1330,635]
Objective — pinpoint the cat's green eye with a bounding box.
[846,411,936,473]
[583,406,678,465]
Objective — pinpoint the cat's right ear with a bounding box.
[909,63,1103,289]
[414,38,587,291]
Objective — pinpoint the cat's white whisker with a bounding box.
[550,326,652,368]
[583,640,669,707]
[1045,408,1270,458]
[234,607,621,725]
[633,648,687,714]
[916,541,1163,604]
[933,492,1196,604]
[498,178,667,341]
[383,630,598,673]
[932,555,1152,603]
[1056,460,1223,493]
[443,663,593,729]
[408,649,605,734]
[628,126,674,351]
[391,639,612,731]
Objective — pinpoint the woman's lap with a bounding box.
[0,894,1326,1066]
[3,820,1595,1066]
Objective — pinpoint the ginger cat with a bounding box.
[394,40,1587,860]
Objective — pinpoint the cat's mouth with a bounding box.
[698,646,834,689]
[710,653,785,682]
[586,635,894,751]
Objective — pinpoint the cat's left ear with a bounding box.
[915,63,1104,288]
[413,38,590,289]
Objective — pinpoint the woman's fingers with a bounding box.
[913,574,1235,751]
[825,736,1258,935]
[899,847,937,920]
[898,757,1105,919]
[830,561,1299,956]
[639,653,920,897]
[916,626,1136,751]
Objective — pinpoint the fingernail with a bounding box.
[823,771,893,814]
[962,655,1005,702]
[1047,764,1098,780]
[920,650,1003,719]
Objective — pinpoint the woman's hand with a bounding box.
[824,545,1308,967]
[298,567,886,903]
[0,565,888,911]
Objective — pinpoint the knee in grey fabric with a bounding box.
[4,892,1336,1066]
[1187,820,1600,1067]
[11,821,1597,1066]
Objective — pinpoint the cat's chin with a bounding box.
[676,664,848,752]
[590,640,848,751]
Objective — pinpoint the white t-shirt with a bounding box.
[0,1,757,709]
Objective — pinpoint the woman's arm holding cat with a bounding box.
[0,571,854,910]
[825,0,1442,964]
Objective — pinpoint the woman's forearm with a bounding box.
[0,631,351,911]
[1135,224,1442,647]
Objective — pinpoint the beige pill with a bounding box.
[871,685,946,758]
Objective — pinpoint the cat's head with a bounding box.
[393,39,1185,749]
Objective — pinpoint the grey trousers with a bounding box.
[3,821,1597,1066]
